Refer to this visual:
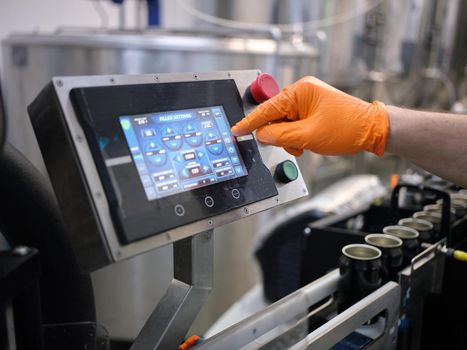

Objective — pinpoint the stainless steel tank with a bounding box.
[1,29,318,340]
[356,0,461,107]
[227,0,368,88]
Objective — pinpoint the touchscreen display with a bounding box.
[120,106,248,200]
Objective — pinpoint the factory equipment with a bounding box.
[21,69,311,348]
[2,2,467,347]
[1,30,319,338]
[28,70,308,270]
[0,68,464,349]
[190,178,467,349]
[248,178,467,350]
[0,71,442,349]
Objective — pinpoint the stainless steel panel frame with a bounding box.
[51,70,308,268]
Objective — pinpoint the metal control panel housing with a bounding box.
[29,70,308,271]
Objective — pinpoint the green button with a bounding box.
[275,160,298,183]
[283,160,298,181]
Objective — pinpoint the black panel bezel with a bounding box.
[71,80,278,244]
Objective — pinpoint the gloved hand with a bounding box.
[231,76,389,157]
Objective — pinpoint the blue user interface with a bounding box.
[120,106,248,200]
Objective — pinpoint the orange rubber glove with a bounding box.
[231,76,389,157]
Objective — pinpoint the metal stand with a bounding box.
[131,230,213,350]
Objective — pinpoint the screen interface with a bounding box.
[120,106,248,200]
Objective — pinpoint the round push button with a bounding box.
[231,189,241,200]
[204,196,214,208]
[245,73,280,105]
[174,204,185,217]
[274,160,299,184]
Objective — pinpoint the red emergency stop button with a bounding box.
[245,73,280,105]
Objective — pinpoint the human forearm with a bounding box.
[386,106,467,187]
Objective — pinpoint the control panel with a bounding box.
[119,106,248,200]
[28,70,308,270]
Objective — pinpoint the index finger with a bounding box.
[231,88,294,136]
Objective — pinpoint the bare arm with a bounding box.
[386,106,467,187]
